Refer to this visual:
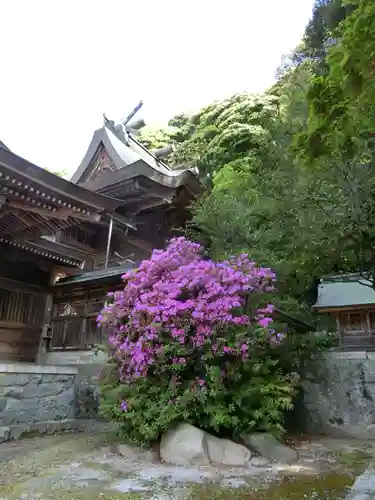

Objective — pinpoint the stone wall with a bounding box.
[43,350,108,419]
[0,363,77,427]
[303,351,375,438]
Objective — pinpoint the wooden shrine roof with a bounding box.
[71,126,202,197]
[0,146,127,244]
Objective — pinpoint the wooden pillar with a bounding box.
[35,293,53,364]
[336,313,343,349]
[366,311,373,345]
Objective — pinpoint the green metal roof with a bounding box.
[314,273,375,309]
[54,263,134,287]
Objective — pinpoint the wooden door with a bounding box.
[339,311,372,349]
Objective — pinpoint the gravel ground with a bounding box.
[0,432,373,499]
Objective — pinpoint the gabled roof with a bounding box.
[0,140,10,151]
[313,273,375,309]
[71,126,201,194]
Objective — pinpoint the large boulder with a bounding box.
[206,434,252,466]
[242,433,298,463]
[160,423,252,467]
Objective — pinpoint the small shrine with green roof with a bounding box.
[314,273,375,350]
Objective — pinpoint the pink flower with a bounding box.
[98,237,277,382]
[120,401,128,412]
[258,317,273,328]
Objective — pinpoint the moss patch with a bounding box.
[0,486,146,500]
[188,473,354,499]
[333,449,372,474]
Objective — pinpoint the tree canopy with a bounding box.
[138,0,375,323]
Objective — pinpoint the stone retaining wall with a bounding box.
[43,350,108,418]
[303,351,375,438]
[0,363,77,428]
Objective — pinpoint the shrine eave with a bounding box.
[54,262,133,287]
[0,147,137,242]
[80,158,201,196]
[0,238,81,267]
[0,147,123,213]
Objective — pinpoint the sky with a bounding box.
[0,0,315,176]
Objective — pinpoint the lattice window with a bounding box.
[0,287,45,325]
[61,226,96,248]
[51,299,103,350]
[55,303,78,317]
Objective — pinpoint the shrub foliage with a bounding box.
[98,237,304,446]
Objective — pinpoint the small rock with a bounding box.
[250,456,271,467]
[0,425,10,443]
[117,444,142,459]
[243,433,298,463]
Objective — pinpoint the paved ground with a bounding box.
[0,432,374,499]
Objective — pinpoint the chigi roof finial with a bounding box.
[103,113,130,146]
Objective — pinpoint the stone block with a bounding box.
[42,374,75,384]
[364,360,375,383]
[328,351,367,360]
[242,433,298,463]
[0,397,7,412]
[5,396,40,412]
[3,386,24,398]
[0,425,10,443]
[22,383,62,399]
[0,374,39,387]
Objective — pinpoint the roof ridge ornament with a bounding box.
[103,113,130,146]
[103,101,145,148]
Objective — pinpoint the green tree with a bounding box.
[299,0,375,284]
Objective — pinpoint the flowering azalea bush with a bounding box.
[98,237,298,446]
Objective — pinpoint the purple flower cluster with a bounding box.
[98,238,279,392]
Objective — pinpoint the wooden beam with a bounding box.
[0,276,43,294]
[59,208,101,223]
[128,198,171,217]
[316,305,375,313]
[6,208,36,227]
[7,200,101,223]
